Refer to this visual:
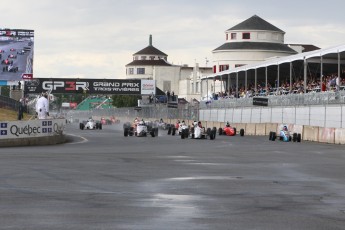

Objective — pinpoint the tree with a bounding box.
[111,95,140,108]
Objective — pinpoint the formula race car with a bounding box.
[218,122,245,136]
[3,65,18,72]
[10,48,16,51]
[123,120,158,137]
[8,54,17,59]
[1,59,13,65]
[17,50,25,55]
[269,125,301,142]
[79,118,103,130]
[189,121,216,140]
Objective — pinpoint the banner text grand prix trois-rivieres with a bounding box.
[24,78,156,95]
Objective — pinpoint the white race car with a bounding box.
[79,118,102,130]
[123,121,158,137]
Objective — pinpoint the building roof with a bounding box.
[134,45,168,56]
[287,44,321,52]
[213,42,297,53]
[227,15,284,33]
[126,59,173,67]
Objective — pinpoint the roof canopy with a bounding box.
[202,44,345,79]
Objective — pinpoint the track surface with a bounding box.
[0,123,345,229]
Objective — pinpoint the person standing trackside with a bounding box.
[35,92,50,119]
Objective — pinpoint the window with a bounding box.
[242,33,250,39]
[134,56,138,60]
[141,56,146,60]
[213,65,216,73]
[129,68,134,74]
[149,56,155,60]
[219,65,229,72]
[231,33,237,40]
[235,64,245,68]
[137,68,145,74]
[226,34,228,40]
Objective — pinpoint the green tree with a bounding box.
[111,95,140,108]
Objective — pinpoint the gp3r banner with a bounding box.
[24,78,156,95]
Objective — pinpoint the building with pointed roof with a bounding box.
[125,35,213,101]
[212,15,297,74]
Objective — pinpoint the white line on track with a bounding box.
[65,133,88,144]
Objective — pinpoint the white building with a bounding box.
[125,35,213,101]
[212,15,297,73]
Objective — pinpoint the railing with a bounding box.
[0,95,21,111]
[199,91,345,109]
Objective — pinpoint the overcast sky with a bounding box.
[1,0,344,79]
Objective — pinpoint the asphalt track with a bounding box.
[0,123,345,229]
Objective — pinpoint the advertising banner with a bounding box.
[0,119,65,140]
[24,78,156,95]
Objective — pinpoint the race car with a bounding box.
[8,54,17,59]
[154,119,168,130]
[218,122,245,136]
[17,50,25,55]
[186,121,216,140]
[3,65,18,72]
[1,59,13,65]
[269,126,301,142]
[0,50,5,53]
[79,118,102,130]
[10,48,16,51]
[167,120,189,136]
[123,120,158,137]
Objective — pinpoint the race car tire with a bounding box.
[233,128,237,135]
[240,129,244,136]
[271,132,276,141]
[218,128,223,135]
[269,131,273,140]
[209,132,214,140]
[181,130,185,139]
[297,133,301,142]
[155,128,159,137]
[190,127,194,134]
[172,127,176,136]
[151,131,155,137]
[185,129,189,138]
[98,123,102,130]
[124,128,129,137]
[210,129,216,140]
[292,133,297,142]
[206,128,211,136]
[168,126,171,135]
[191,134,195,139]
[80,123,85,130]
[289,136,292,142]
[212,127,217,138]
[129,127,134,136]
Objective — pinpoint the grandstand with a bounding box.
[76,96,113,110]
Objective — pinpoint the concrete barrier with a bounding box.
[335,128,345,144]
[318,127,335,144]
[303,126,319,142]
[233,123,246,135]
[245,123,256,135]
[265,123,278,135]
[255,123,266,136]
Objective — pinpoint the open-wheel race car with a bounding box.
[218,122,245,136]
[189,121,217,140]
[123,120,158,137]
[269,125,301,142]
[79,118,103,130]
[167,120,189,136]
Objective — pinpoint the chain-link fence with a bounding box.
[66,103,199,122]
